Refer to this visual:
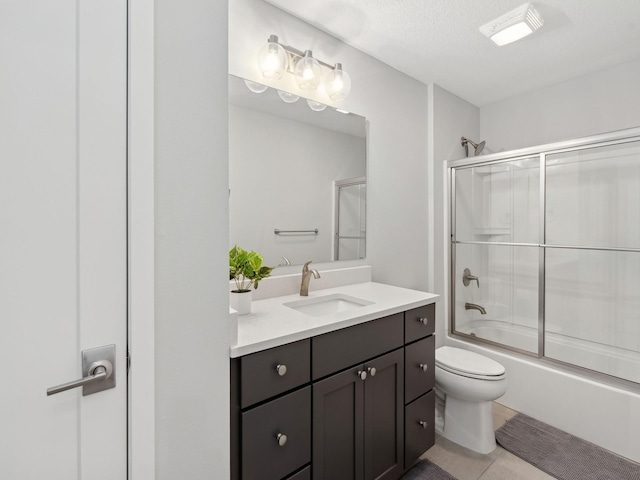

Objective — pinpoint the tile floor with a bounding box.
[420,402,554,480]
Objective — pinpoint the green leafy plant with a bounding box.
[229,245,274,292]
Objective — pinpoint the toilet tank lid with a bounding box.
[436,346,505,377]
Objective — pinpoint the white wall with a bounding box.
[430,85,480,346]
[228,103,365,266]
[154,0,230,478]
[480,58,640,152]
[229,0,430,291]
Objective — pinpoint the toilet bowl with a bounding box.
[434,346,507,454]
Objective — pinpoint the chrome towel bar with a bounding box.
[274,228,318,235]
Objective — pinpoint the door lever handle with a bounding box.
[47,360,113,396]
[47,344,116,397]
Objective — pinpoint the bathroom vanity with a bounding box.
[229,282,438,480]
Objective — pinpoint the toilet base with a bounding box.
[442,396,496,454]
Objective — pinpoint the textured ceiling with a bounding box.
[264,0,640,106]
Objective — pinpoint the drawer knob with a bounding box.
[275,364,287,376]
[277,433,288,447]
[419,317,429,325]
[357,370,367,381]
[419,363,428,372]
[419,420,428,429]
[367,367,377,377]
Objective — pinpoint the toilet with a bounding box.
[434,346,507,454]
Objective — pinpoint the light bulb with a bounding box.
[277,90,299,103]
[243,79,268,93]
[306,99,327,112]
[294,50,322,91]
[326,63,351,101]
[257,35,288,80]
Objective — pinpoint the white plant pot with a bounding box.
[230,290,252,316]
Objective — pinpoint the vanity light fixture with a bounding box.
[326,63,351,101]
[243,79,268,93]
[294,50,322,90]
[257,34,288,79]
[306,99,327,112]
[277,90,300,103]
[256,34,352,101]
[479,3,544,46]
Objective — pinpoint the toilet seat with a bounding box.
[436,346,505,381]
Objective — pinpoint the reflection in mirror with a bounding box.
[229,75,367,267]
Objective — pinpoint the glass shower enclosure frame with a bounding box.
[447,127,640,386]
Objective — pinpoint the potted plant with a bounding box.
[229,245,274,315]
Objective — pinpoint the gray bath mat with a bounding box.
[496,413,640,480]
[401,459,457,480]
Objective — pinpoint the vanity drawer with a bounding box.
[405,303,435,343]
[312,313,404,380]
[241,339,310,408]
[405,390,435,468]
[242,387,311,480]
[405,335,435,404]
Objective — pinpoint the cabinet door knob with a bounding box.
[419,420,428,429]
[367,367,376,377]
[277,433,288,447]
[357,370,367,381]
[419,317,429,325]
[419,363,428,372]
[275,364,287,376]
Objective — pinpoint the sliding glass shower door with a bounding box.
[450,131,640,385]
[452,157,540,354]
[544,141,640,382]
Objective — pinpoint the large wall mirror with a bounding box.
[229,74,367,267]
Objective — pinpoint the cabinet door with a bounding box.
[313,365,365,480]
[364,349,404,480]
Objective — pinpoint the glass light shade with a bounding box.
[490,23,533,46]
[306,99,327,112]
[294,50,322,91]
[326,63,351,101]
[244,79,268,93]
[277,90,299,103]
[257,35,288,79]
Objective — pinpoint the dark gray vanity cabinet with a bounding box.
[230,302,436,480]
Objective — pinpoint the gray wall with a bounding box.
[155,0,230,478]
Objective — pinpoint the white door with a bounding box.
[1,0,128,478]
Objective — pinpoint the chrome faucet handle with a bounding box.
[279,256,291,266]
[302,260,313,273]
[463,268,480,287]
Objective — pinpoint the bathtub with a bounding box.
[457,319,640,384]
[447,319,640,464]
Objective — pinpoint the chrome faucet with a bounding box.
[465,303,487,315]
[300,260,321,296]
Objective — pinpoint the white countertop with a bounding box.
[230,282,439,357]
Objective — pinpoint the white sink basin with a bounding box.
[284,293,374,317]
